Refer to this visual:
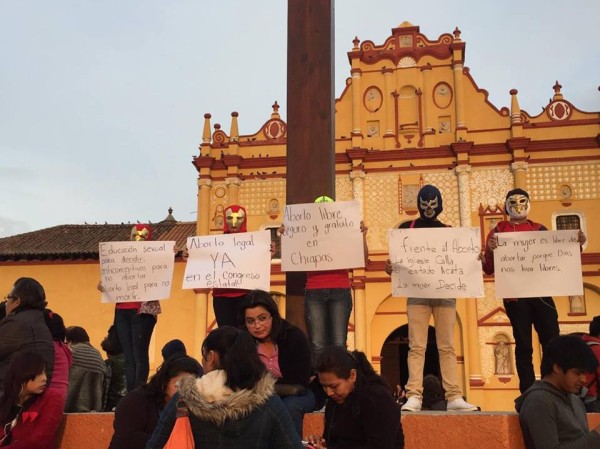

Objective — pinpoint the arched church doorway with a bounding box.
[380,324,440,392]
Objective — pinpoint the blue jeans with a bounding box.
[282,389,316,437]
[114,309,157,391]
[304,288,352,367]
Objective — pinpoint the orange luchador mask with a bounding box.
[223,205,247,233]
[131,224,153,241]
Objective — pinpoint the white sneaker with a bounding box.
[401,396,422,412]
[446,397,478,411]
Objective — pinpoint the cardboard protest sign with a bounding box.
[493,229,583,298]
[388,227,483,298]
[280,201,364,272]
[99,241,176,303]
[182,230,271,291]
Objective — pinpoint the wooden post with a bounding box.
[286,0,335,329]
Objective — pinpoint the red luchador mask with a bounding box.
[223,205,247,233]
[131,224,153,241]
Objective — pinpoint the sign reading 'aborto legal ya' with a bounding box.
[388,227,484,298]
[182,230,272,291]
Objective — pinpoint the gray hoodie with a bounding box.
[516,380,600,449]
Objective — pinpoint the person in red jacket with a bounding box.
[481,188,585,393]
[0,352,65,449]
[582,316,600,412]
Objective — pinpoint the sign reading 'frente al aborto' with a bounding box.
[280,201,364,272]
[493,229,583,298]
[182,230,271,291]
[388,227,484,298]
[99,241,176,303]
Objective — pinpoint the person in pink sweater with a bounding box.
[43,310,72,398]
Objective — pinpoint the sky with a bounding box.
[1,0,598,237]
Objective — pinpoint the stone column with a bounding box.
[350,170,366,215]
[421,63,433,133]
[225,176,241,206]
[511,162,528,190]
[350,169,367,353]
[197,179,212,236]
[351,68,363,148]
[194,178,213,357]
[454,165,472,227]
[452,62,467,139]
[465,298,484,389]
[382,67,395,149]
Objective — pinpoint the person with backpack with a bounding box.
[481,188,586,393]
[384,185,477,412]
[582,316,600,412]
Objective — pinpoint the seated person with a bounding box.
[582,316,600,412]
[161,339,187,361]
[0,351,65,449]
[307,346,404,449]
[238,290,315,437]
[101,331,127,412]
[43,310,72,398]
[0,278,55,395]
[516,335,600,449]
[146,326,302,449]
[109,355,203,449]
[64,326,107,412]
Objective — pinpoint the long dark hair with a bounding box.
[0,352,46,425]
[11,278,47,311]
[202,326,266,391]
[238,290,284,342]
[44,310,66,342]
[317,346,388,389]
[142,355,204,408]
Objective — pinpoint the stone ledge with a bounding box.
[53,411,600,449]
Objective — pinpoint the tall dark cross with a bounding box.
[285,0,335,329]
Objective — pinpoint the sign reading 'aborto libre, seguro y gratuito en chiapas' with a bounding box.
[99,241,176,303]
[280,201,364,271]
[388,227,484,299]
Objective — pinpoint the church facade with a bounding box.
[192,22,600,410]
[0,22,598,410]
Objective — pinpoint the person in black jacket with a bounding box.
[0,278,54,394]
[238,289,315,437]
[307,346,404,449]
[108,354,203,449]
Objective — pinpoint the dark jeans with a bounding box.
[213,294,248,327]
[504,297,559,393]
[114,308,157,391]
[281,389,316,437]
[305,288,352,367]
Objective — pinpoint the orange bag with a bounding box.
[163,404,195,449]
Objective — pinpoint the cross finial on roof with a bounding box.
[553,80,562,94]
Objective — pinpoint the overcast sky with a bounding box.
[1,0,598,237]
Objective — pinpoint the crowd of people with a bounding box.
[0,186,597,449]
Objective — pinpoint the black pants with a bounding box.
[504,297,560,393]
